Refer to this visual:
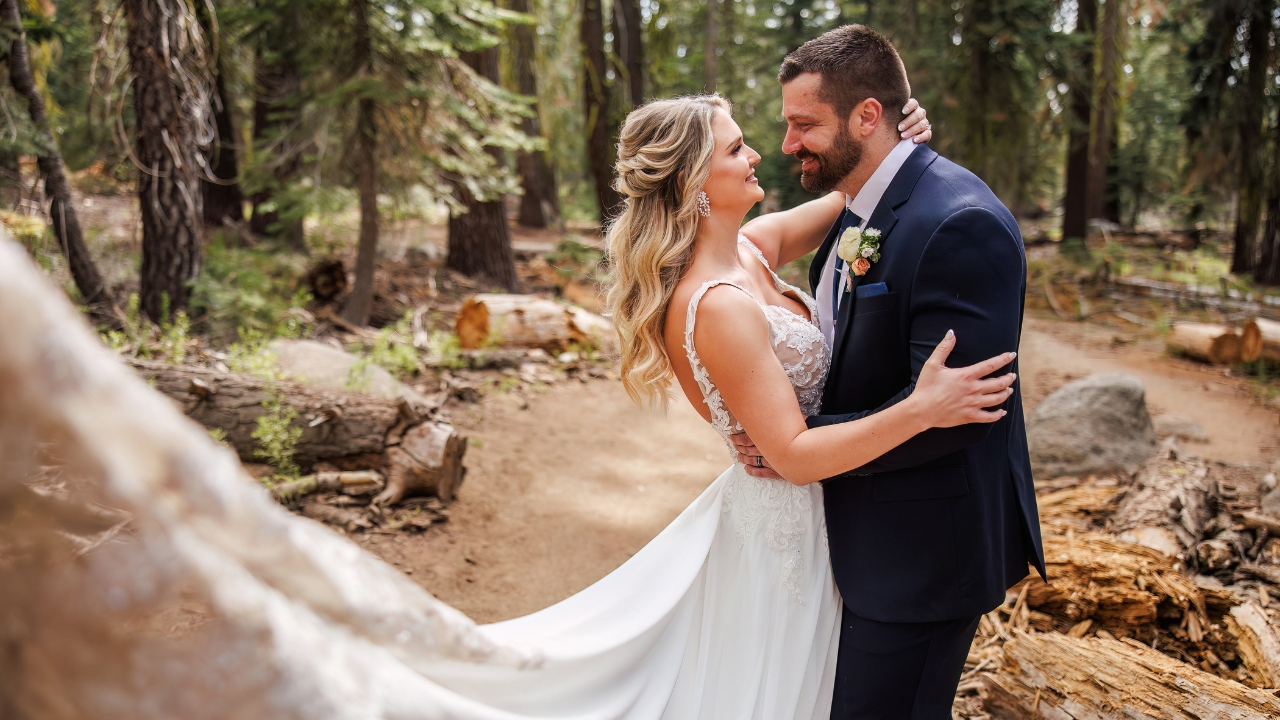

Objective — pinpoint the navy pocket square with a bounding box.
[856,282,888,299]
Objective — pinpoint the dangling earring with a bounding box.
[696,191,711,218]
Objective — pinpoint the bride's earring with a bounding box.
[696,191,711,218]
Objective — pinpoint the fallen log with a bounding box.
[271,470,384,503]
[981,632,1280,718]
[130,360,467,502]
[1255,317,1280,362]
[1018,533,1207,636]
[455,294,615,352]
[1112,454,1214,556]
[1242,319,1264,363]
[1167,322,1243,364]
[1226,602,1280,687]
[131,359,402,468]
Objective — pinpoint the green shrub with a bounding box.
[188,234,312,344]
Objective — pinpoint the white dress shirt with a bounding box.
[815,138,917,347]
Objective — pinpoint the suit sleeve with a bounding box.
[806,205,1024,474]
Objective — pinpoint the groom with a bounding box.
[737,25,1045,719]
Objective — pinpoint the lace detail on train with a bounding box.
[682,237,832,603]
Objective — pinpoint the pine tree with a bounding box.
[124,0,212,321]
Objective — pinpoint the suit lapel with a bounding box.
[827,144,937,373]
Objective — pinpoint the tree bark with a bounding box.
[612,0,644,107]
[195,0,245,227]
[1086,0,1125,223]
[125,0,209,321]
[445,48,519,291]
[340,0,380,326]
[1255,125,1280,284]
[508,0,561,229]
[1060,0,1096,249]
[1233,7,1270,274]
[1,0,111,312]
[581,0,620,220]
[249,47,305,251]
[703,0,717,91]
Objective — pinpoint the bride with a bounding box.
[413,95,1015,718]
[0,95,1014,719]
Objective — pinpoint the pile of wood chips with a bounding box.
[953,447,1280,719]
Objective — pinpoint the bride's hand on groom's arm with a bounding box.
[731,331,1014,480]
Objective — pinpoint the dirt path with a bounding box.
[356,379,728,623]
[358,316,1280,623]
[1018,317,1278,465]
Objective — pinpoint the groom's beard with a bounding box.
[795,126,862,194]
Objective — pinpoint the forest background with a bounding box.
[5,0,1280,347]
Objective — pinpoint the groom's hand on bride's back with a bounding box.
[730,433,784,480]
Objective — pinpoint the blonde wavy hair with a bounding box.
[605,94,730,407]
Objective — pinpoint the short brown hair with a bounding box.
[778,25,909,126]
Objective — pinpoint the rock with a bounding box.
[1262,486,1280,518]
[1152,413,1209,441]
[1028,373,1159,480]
[270,339,410,399]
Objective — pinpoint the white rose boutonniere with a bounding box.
[835,226,883,290]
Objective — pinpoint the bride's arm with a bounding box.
[693,287,1014,486]
[739,99,934,268]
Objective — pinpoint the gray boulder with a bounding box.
[269,340,436,416]
[1028,373,1158,480]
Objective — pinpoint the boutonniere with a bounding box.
[836,226,882,290]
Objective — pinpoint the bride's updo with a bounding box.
[605,94,729,407]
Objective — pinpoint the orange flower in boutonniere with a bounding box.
[836,227,882,290]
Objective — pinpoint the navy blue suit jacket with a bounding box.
[807,144,1046,624]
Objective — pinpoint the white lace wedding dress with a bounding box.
[0,236,839,720]
[417,237,841,718]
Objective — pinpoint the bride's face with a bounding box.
[701,110,765,217]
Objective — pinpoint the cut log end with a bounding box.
[376,422,467,506]
[1167,322,1243,365]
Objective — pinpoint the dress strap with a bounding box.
[737,235,820,324]
[683,280,753,443]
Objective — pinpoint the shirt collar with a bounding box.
[845,139,917,220]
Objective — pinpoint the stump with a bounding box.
[1112,454,1214,555]
[379,422,467,505]
[982,632,1280,718]
[455,294,614,352]
[1167,322,1243,364]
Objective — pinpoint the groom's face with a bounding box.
[781,73,863,194]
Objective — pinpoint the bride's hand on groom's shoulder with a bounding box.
[911,331,1016,429]
[899,99,932,144]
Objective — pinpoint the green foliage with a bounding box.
[189,234,313,345]
[252,391,302,481]
[102,293,191,364]
[208,427,230,446]
[349,311,421,380]
[426,329,468,369]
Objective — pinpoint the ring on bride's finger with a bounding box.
[754,456,765,468]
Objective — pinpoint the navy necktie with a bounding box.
[832,211,862,320]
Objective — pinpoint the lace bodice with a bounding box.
[683,237,831,456]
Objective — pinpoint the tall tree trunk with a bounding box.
[124,0,208,321]
[203,71,245,226]
[0,0,112,313]
[1061,0,1097,251]
[1233,6,1270,274]
[249,53,305,251]
[582,0,620,220]
[509,0,560,229]
[341,0,378,326]
[1086,0,1125,223]
[446,48,518,291]
[1256,121,1280,285]
[703,0,717,91]
[194,0,244,227]
[612,0,643,107]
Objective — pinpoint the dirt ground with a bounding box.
[355,315,1280,624]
